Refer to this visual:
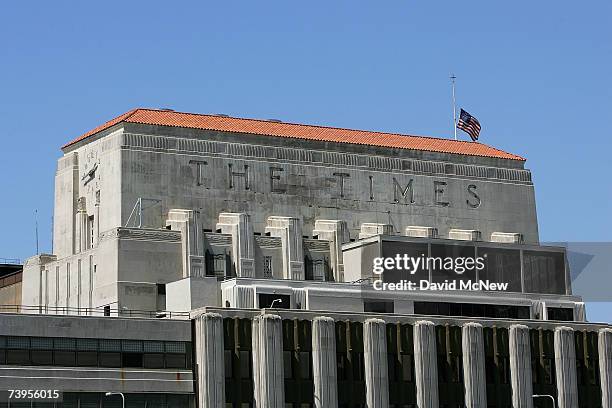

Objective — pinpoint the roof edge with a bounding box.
[61,107,526,162]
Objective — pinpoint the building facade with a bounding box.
[0,108,610,407]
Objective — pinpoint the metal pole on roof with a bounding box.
[35,209,39,255]
[451,74,458,141]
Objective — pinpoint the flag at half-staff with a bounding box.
[457,108,481,141]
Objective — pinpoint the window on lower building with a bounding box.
[258,293,290,309]
[336,321,366,406]
[283,320,313,406]
[547,307,574,321]
[436,325,465,407]
[413,301,530,319]
[387,324,416,406]
[364,300,394,313]
[223,318,254,406]
[0,336,192,370]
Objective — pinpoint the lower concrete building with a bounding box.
[2,308,611,408]
[0,313,194,407]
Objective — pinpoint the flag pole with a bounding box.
[450,74,457,141]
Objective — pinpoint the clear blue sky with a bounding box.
[1,1,610,321]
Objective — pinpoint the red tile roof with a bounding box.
[63,108,525,161]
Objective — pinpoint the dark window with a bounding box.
[284,350,293,378]
[364,300,394,313]
[104,305,111,316]
[6,349,29,364]
[165,353,186,368]
[478,247,522,292]
[54,351,76,366]
[123,352,143,367]
[143,353,165,369]
[99,352,121,367]
[547,307,574,321]
[239,350,251,379]
[206,251,230,277]
[31,350,53,365]
[414,301,529,319]
[523,250,566,295]
[157,283,166,295]
[305,257,330,281]
[224,350,233,378]
[258,293,290,309]
[77,351,98,366]
[431,243,477,285]
[436,326,464,406]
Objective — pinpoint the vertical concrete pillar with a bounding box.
[166,209,204,278]
[599,328,612,408]
[222,285,255,308]
[574,302,587,322]
[265,216,304,280]
[292,288,306,310]
[54,152,79,258]
[313,219,349,282]
[413,320,439,408]
[554,326,578,408]
[359,223,394,239]
[217,213,256,277]
[462,322,487,408]
[509,324,533,408]
[252,314,284,408]
[312,317,338,408]
[93,192,100,248]
[75,197,88,253]
[194,313,225,407]
[363,318,389,408]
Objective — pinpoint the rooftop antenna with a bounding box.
[450,74,458,141]
[34,209,39,255]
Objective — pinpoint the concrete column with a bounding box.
[509,324,533,408]
[93,194,100,248]
[554,326,578,408]
[413,320,439,408]
[359,223,394,239]
[194,313,224,407]
[292,288,306,309]
[54,152,79,258]
[217,213,256,277]
[462,322,487,408]
[252,314,284,408]
[313,219,349,282]
[363,318,389,408]
[532,301,546,320]
[166,209,204,278]
[75,197,88,253]
[265,216,304,280]
[574,302,587,322]
[599,328,612,408]
[312,317,338,408]
[222,285,255,308]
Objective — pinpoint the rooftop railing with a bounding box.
[0,304,190,319]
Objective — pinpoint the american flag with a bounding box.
[457,108,481,141]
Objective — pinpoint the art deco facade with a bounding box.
[0,108,610,408]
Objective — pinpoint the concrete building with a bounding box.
[1,108,610,407]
